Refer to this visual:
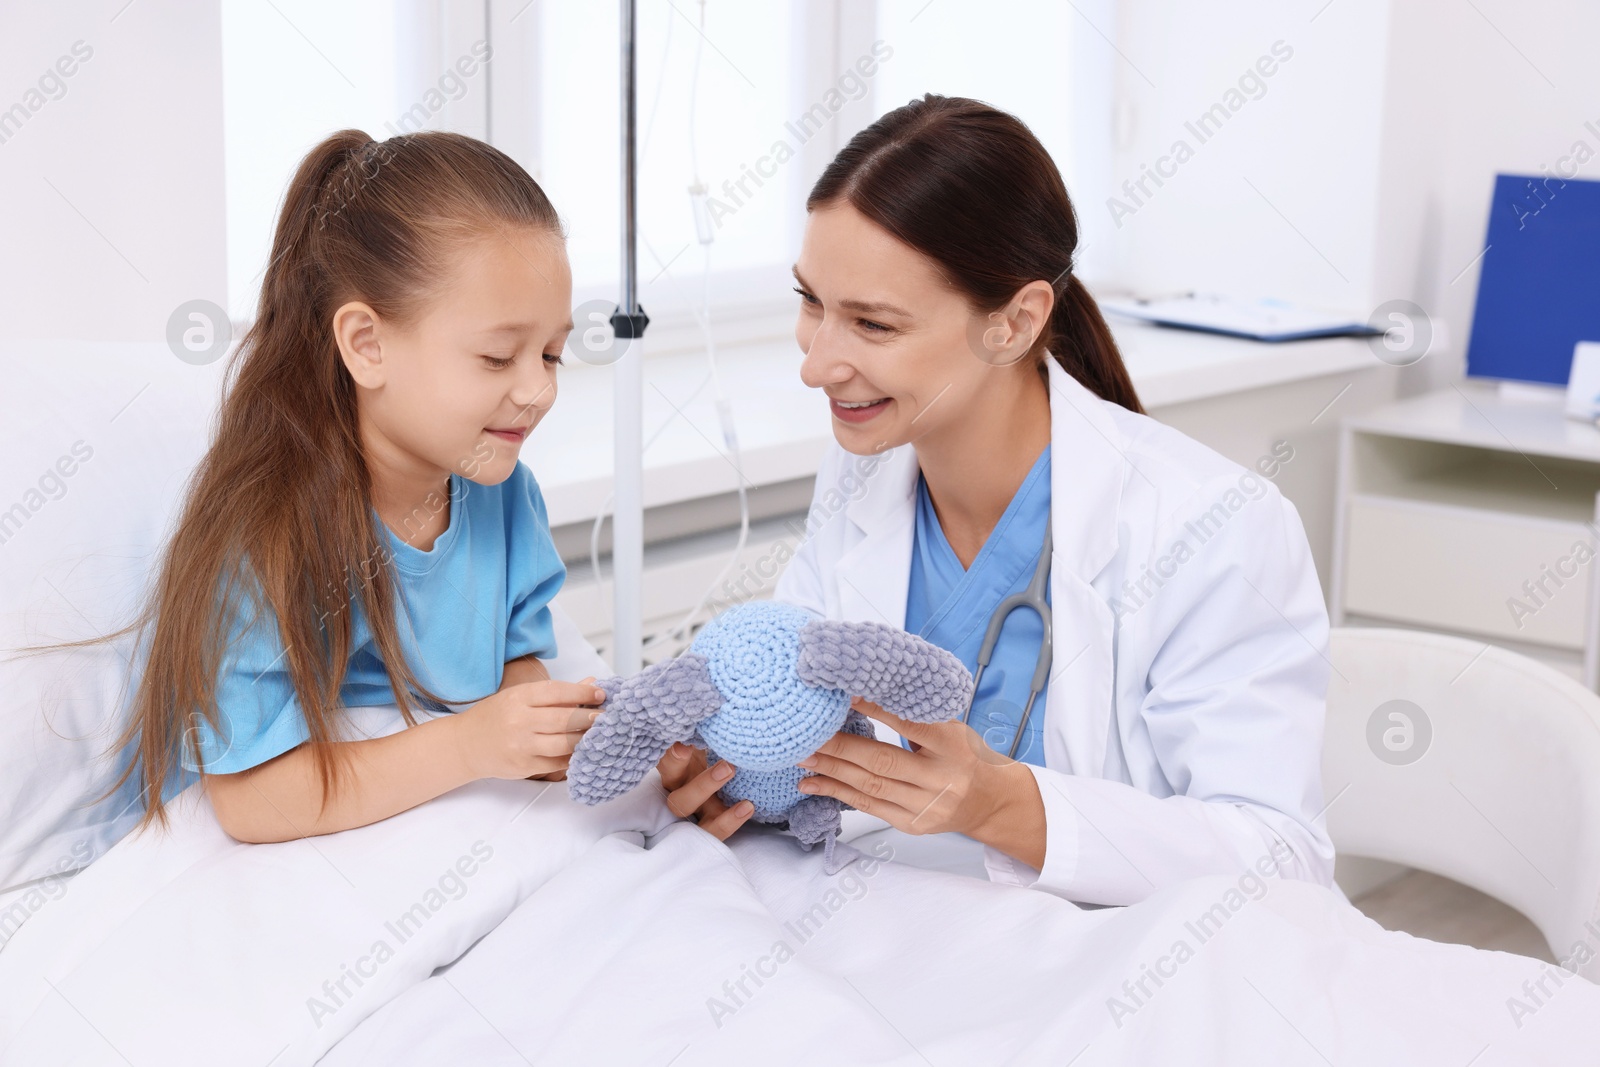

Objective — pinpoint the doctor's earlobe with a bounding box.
[966,309,1016,367]
[965,282,1052,369]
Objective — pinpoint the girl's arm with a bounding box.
[204,676,602,843]
[500,653,549,688]
[204,713,478,843]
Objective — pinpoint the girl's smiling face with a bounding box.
[333,225,573,489]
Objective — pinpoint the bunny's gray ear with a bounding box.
[566,653,723,804]
[794,621,972,724]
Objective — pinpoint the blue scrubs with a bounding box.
[176,462,566,777]
[904,446,1051,766]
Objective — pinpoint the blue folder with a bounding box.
[1465,173,1600,385]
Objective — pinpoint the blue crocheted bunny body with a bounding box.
[689,601,851,822]
[567,599,973,872]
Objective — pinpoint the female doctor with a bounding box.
[722,93,1337,907]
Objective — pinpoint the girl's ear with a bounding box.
[333,301,386,388]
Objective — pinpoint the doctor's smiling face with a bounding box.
[793,201,1055,457]
[794,94,1143,479]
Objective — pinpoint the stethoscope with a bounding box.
[960,513,1054,760]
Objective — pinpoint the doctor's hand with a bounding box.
[794,698,1016,838]
[656,742,756,842]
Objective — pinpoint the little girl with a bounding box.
[100,129,604,843]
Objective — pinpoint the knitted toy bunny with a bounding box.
[566,600,974,872]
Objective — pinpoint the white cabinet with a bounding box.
[1333,383,1600,689]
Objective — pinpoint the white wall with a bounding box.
[1106,0,1600,393]
[0,1,226,343]
[1106,0,1392,315]
[1371,0,1600,391]
[8,0,1599,387]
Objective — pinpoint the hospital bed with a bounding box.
[3,342,1598,1064]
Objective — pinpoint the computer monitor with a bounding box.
[1465,172,1600,386]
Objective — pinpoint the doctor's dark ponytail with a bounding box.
[1055,272,1139,413]
[807,94,1143,415]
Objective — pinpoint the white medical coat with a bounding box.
[773,356,1337,906]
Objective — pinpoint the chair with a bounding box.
[1323,627,1600,980]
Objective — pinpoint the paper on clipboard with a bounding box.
[1100,292,1384,343]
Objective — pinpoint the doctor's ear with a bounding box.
[333,301,387,388]
[969,280,1054,368]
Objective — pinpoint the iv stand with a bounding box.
[609,0,648,674]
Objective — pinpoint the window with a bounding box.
[220,1,1115,334]
[875,0,1078,152]
[536,0,797,321]
[872,0,1115,284]
[220,0,404,324]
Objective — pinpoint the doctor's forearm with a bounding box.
[1026,771,1334,905]
[968,762,1048,871]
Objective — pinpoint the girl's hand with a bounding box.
[453,677,606,781]
[794,697,1016,837]
[656,742,754,842]
[523,676,597,782]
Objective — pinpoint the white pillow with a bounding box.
[0,340,228,897]
[0,339,607,902]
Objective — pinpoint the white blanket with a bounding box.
[2,764,1597,1066]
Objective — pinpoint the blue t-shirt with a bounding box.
[904,446,1051,766]
[181,462,566,775]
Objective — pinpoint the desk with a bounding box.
[534,316,1393,662]
[528,316,1380,528]
[1332,382,1600,690]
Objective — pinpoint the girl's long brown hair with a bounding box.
[32,129,561,832]
[806,94,1144,414]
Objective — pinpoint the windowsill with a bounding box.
[526,313,1381,528]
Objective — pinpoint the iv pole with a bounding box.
[609,0,648,674]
